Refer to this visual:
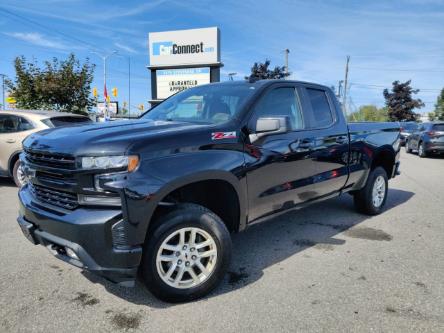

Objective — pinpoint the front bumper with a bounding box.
[17,185,142,286]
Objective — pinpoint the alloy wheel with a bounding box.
[156,227,218,289]
[372,175,386,207]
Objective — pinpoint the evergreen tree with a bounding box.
[433,88,444,121]
[246,59,290,81]
[383,80,424,121]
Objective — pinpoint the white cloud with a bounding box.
[4,32,68,49]
[114,42,137,54]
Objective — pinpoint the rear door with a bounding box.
[0,114,35,173]
[298,84,350,197]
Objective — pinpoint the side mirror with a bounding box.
[250,117,288,142]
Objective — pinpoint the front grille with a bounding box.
[29,183,79,210]
[25,149,76,170]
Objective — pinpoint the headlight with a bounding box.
[81,155,139,172]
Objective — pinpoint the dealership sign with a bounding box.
[156,68,210,99]
[149,27,220,66]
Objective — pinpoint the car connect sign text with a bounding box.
[149,27,220,66]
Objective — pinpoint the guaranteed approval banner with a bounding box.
[156,68,210,99]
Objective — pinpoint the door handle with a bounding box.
[336,136,348,144]
[6,139,16,143]
[298,138,314,149]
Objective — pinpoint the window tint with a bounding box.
[165,95,206,121]
[42,116,92,128]
[251,87,303,130]
[143,84,256,124]
[306,88,334,128]
[18,117,34,131]
[403,122,418,131]
[432,124,444,131]
[0,115,34,133]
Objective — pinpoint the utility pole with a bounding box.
[337,80,344,99]
[0,74,5,110]
[342,55,350,115]
[228,72,237,81]
[283,49,290,76]
[91,50,117,121]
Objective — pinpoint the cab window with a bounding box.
[250,87,304,130]
[305,88,334,128]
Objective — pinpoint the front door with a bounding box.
[245,84,321,221]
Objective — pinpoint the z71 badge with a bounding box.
[211,131,237,140]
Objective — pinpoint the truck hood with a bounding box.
[23,119,208,156]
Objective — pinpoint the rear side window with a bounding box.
[432,124,444,131]
[306,88,334,128]
[0,115,34,133]
[42,116,92,128]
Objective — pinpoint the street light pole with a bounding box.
[92,50,117,121]
[128,57,131,119]
[0,74,5,110]
[115,53,131,119]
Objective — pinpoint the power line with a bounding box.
[352,66,444,73]
[0,6,103,53]
[350,83,442,92]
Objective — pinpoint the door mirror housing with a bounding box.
[250,117,288,142]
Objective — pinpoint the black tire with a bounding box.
[12,159,24,188]
[418,141,428,158]
[353,166,388,215]
[405,140,412,154]
[141,203,232,303]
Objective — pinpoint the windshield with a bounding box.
[432,124,444,131]
[143,83,257,124]
[42,116,92,128]
[402,122,418,131]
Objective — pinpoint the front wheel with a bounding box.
[13,160,26,188]
[141,203,231,303]
[353,167,388,215]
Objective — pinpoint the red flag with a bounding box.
[104,84,108,100]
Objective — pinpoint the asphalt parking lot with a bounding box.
[1,151,443,332]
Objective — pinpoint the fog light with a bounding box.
[65,247,79,260]
[78,194,121,206]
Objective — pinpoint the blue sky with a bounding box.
[1,0,443,115]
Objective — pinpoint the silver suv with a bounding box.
[0,110,92,187]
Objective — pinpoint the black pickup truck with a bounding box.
[17,80,400,302]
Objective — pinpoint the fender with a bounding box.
[7,150,22,176]
[122,148,248,245]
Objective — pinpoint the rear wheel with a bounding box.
[353,167,388,215]
[418,141,428,158]
[405,140,412,153]
[141,203,231,303]
[12,159,25,188]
